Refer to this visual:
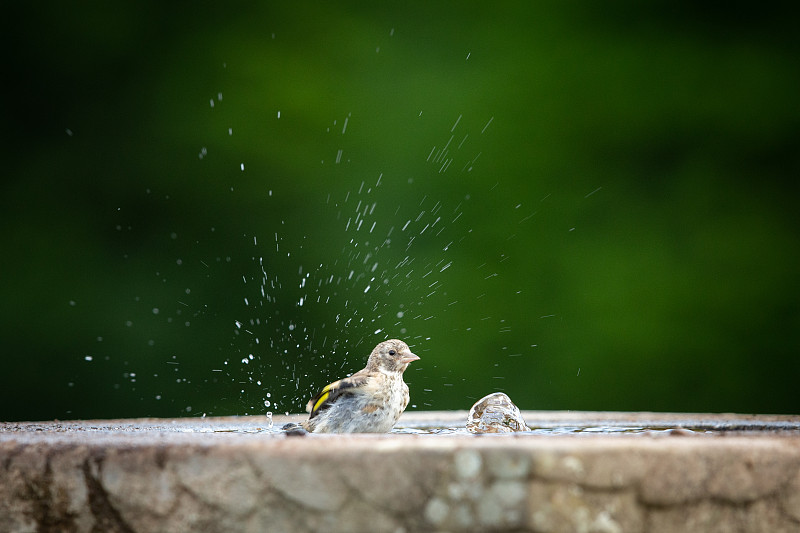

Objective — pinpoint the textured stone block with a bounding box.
[1,412,799,532]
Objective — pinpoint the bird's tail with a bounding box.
[281,422,308,436]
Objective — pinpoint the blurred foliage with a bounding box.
[2,2,798,421]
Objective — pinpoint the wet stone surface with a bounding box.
[2,411,800,532]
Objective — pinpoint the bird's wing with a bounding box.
[306,371,370,419]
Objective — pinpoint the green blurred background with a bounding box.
[2,2,798,421]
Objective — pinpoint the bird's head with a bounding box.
[367,339,420,373]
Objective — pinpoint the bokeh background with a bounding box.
[3,2,798,422]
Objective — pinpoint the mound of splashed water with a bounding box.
[466,392,530,433]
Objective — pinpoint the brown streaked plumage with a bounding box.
[299,339,419,433]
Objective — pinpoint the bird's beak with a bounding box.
[399,351,420,364]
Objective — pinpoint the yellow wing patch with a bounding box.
[312,387,332,413]
[307,379,341,415]
[306,373,373,419]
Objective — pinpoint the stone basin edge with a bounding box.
[2,411,800,532]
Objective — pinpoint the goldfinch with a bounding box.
[299,339,420,433]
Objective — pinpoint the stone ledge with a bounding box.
[2,412,799,532]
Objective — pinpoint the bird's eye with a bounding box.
[389,350,396,355]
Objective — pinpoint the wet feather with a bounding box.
[299,339,419,433]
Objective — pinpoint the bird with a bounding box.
[295,339,420,433]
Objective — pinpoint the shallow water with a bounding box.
[391,420,800,436]
[4,416,798,438]
[205,422,799,436]
[391,425,701,436]
[203,425,682,436]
